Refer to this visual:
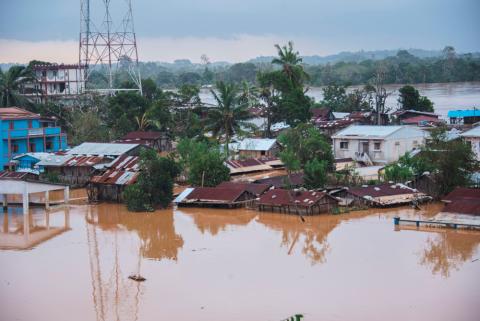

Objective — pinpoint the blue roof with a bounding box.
[447,109,480,118]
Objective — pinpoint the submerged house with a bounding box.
[115,131,172,153]
[254,172,304,189]
[334,183,429,207]
[87,155,140,202]
[448,109,480,125]
[174,186,256,208]
[216,181,271,197]
[258,189,339,215]
[332,125,427,165]
[441,188,480,216]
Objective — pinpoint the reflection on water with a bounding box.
[1,203,479,321]
[0,206,70,250]
[419,230,480,278]
[179,207,257,236]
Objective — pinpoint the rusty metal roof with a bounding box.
[346,184,419,198]
[89,155,140,185]
[258,189,336,207]
[442,188,480,202]
[183,187,254,203]
[0,107,40,120]
[254,172,304,188]
[0,171,31,180]
[442,188,480,215]
[62,155,110,167]
[216,181,271,196]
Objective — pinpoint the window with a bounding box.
[29,143,36,152]
[46,141,53,150]
[340,141,349,149]
[413,140,418,147]
[42,71,47,77]
[12,144,19,153]
[261,150,266,156]
[374,142,381,150]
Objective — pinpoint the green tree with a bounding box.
[124,149,180,211]
[257,71,282,138]
[0,66,34,107]
[320,85,348,111]
[106,91,149,138]
[278,123,334,169]
[176,139,230,187]
[398,85,434,112]
[304,158,329,189]
[205,81,254,154]
[71,110,109,145]
[419,127,477,195]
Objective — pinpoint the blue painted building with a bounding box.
[448,108,480,124]
[0,107,67,169]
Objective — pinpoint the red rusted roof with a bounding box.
[62,155,109,167]
[89,155,140,185]
[255,172,304,188]
[0,171,31,180]
[184,187,253,203]
[315,118,356,128]
[258,189,336,207]
[311,108,331,120]
[443,200,480,215]
[346,184,419,198]
[226,157,280,169]
[216,181,271,196]
[0,107,39,120]
[442,188,480,202]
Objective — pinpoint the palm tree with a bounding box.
[272,41,308,84]
[135,112,151,131]
[205,81,254,155]
[0,66,34,107]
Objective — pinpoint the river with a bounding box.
[199,82,480,119]
[1,198,479,321]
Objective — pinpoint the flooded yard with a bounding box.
[0,202,479,321]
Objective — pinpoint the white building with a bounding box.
[22,64,85,104]
[460,126,480,160]
[331,125,428,165]
[232,138,280,158]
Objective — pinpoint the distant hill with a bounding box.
[248,49,447,65]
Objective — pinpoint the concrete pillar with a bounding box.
[64,186,70,204]
[23,192,30,242]
[64,207,70,229]
[2,194,7,211]
[45,191,50,210]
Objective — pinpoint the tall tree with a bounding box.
[0,66,34,107]
[398,85,434,112]
[205,81,254,154]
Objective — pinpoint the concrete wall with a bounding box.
[465,137,480,160]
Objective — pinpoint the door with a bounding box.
[360,141,369,154]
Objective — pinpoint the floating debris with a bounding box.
[128,274,146,282]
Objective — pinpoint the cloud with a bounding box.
[0,35,337,64]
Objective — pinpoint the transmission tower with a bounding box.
[79,0,142,94]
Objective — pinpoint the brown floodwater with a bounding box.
[0,200,479,321]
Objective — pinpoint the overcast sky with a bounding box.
[0,0,479,63]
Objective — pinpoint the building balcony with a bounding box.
[1,127,63,139]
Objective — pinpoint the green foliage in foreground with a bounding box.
[177,138,230,187]
[304,158,329,189]
[124,149,180,212]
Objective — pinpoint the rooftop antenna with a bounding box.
[79,0,142,95]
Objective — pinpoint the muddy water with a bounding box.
[1,202,479,321]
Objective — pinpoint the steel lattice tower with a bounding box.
[79,0,142,94]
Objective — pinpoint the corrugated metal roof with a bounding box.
[0,171,31,180]
[236,138,277,151]
[66,142,139,156]
[346,183,419,198]
[0,107,39,120]
[333,112,349,119]
[36,155,73,167]
[460,126,480,138]
[442,188,480,202]
[173,187,195,203]
[62,155,110,167]
[255,173,304,188]
[258,189,335,207]
[13,152,54,161]
[216,181,271,196]
[447,109,480,118]
[89,155,140,185]
[182,187,253,203]
[332,125,404,138]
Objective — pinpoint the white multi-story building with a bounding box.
[332,125,428,165]
[22,64,85,103]
[460,126,480,160]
